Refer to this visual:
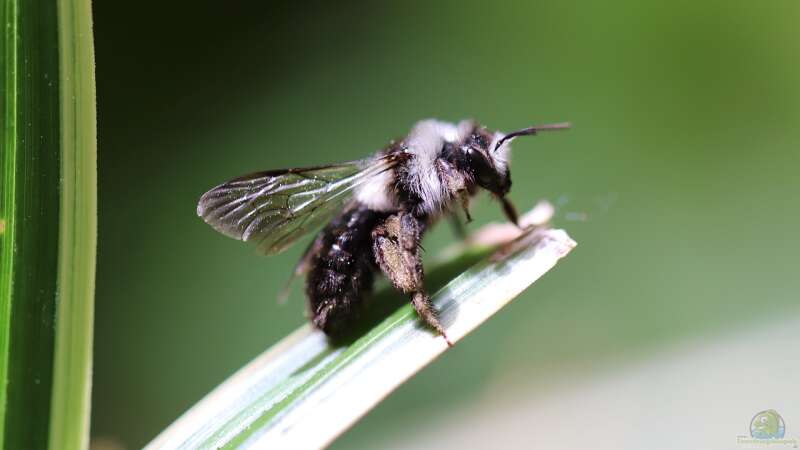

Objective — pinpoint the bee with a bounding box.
[197,119,569,345]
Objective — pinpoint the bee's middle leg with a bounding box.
[372,212,452,346]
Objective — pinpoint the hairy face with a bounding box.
[461,127,511,196]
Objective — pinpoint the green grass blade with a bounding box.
[146,203,575,450]
[0,1,17,446]
[0,0,97,449]
[49,0,97,448]
[1,1,63,448]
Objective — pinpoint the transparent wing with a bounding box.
[197,157,393,255]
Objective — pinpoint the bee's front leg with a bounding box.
[500,196,520,227]
[372,212,452,346]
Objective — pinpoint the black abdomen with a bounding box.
[306,204,386,335]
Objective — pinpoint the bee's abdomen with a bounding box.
[306,204,385,335]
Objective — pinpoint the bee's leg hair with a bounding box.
[372,212,453,346]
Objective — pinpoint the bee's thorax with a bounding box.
[353,119,511,218]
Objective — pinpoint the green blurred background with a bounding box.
[91,1,799,448]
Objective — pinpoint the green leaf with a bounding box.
[0,0,97,449]
[146,203,575,450]
[49,0,97,448]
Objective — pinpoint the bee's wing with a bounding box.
[197,156,393,255]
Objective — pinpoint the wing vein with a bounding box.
[197,155,396,255]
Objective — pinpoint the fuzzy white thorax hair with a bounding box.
[353,157,396,211]
[354,119,511,215]
[401,119,474,215]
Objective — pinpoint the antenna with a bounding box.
[494,122,571,152]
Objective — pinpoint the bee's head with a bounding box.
[462,128,512,196]
[460,122,571,197]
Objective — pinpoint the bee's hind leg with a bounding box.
[372,212,453,346]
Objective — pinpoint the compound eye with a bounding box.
[466,147,496,187]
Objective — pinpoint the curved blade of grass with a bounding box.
[0,0,97,449]
[49,0,97,448]
[147,202,576,450]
